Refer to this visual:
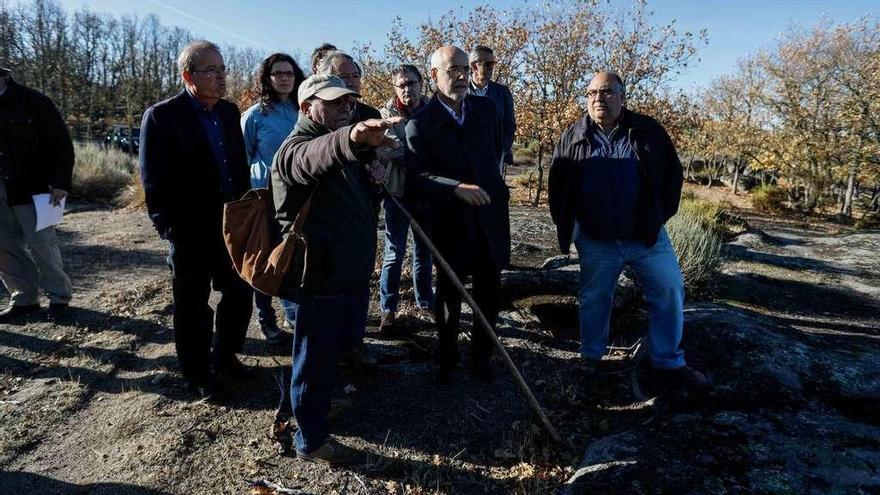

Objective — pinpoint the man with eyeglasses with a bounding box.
[316,50,381,124]
[405,46,510,385]
[139,40,253,399]
[376,64,433,334]
[0,64,74,323]
[548,71,708,391]
[468,45,516,176]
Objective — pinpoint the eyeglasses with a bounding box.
[473,60,496,68]
[270,71,296,79]
[587,88,620,99]
[394,80,420,90]
[192,66,228,77]
[439,66,469,78]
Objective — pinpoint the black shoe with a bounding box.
[433,363,455,386]
[213,357,257,382]
[576,357,602,377]
[469,359,494,383]
[260,320,291,345]
[0,304,41,323]
[651,365,710,391]
[47,303,69,320]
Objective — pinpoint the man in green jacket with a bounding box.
[271,74,399,466]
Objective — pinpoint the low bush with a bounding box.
[72,143,138,203]
[751,184,788,212]
[666,197,726,293]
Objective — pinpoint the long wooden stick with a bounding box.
[384,187,562,443]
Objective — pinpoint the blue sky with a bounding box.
[53,0,878,90]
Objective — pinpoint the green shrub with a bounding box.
[72,142,138,203]
[667,198,726,292]
[751,184,788,212]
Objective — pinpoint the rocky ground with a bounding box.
[1,186,879,494]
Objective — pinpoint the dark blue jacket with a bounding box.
[548,109,683,253]
[139,90,249,242]
[405,94,511,272]
[473,80,516,165]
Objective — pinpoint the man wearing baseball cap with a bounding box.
[271,74,400,466]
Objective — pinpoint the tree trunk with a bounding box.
[842,170,856,217]
[732,161,740,195]
[532,145,546,207]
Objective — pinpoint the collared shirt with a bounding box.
[574,122,643,240]
[469,79,488,97]
[186,89,236,199]
[438,97,466,126]
[241,100,298,188]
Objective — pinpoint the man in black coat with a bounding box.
[405,46,511,384]
[468,45,516,174]
[0,65,74,322]
[139,41,252,397]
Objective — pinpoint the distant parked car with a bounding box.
[104,125,140,154]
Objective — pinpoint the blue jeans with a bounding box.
[289,289,368,453]
[573,226,686,369]
[379,197,433,314]
[254,291,297,325]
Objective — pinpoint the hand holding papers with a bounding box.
[32,192,66,231]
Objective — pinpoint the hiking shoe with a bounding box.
[260,320,292,345]
[652,365,710,390]
[379,312,396,335]
[296,438,365,467]
[0,304,41,323]
[47,303,69,320]
[433,362,455,386]
[341,343,378,368]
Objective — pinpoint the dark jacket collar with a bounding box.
[0,78,18,101]
[292,113,331,139]
[428,93,472,129]
[573,108,651,143]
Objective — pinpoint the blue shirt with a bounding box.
[575,124,643,240]
[241,101,298,188]
[186,90,236,199]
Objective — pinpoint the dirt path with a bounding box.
[2,202,879,494]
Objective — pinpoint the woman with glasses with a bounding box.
[240,52,306,344]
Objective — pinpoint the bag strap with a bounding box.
[290,186,317,235]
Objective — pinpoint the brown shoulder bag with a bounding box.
[222,188,313,297]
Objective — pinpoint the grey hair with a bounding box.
[468,45,494,63]
[604,71,626,95]
[391,64,422,83]
[316,50,361,77]
[178,40,220,74]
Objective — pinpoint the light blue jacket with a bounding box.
[240,100,298,188]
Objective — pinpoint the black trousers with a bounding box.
[166,237,253,386]
[433,236,500,367]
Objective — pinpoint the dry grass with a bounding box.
[667,196,726,292]
[72,143,138,204]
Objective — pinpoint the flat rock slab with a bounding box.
[561,303,880,494]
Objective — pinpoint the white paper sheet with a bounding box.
[32,193,65,232]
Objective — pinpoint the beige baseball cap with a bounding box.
[297,74,360,103]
